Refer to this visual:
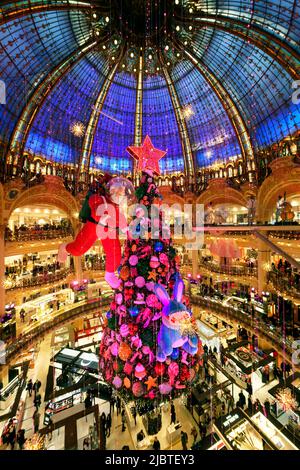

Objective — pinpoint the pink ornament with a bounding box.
[135,363,147,380]
[135,276,146,288]
[150,256,160,268]
[159,253,169,266]
[142,345,154,363]
[148,390,156,400]
[112,376,122,389]
[132,381,145,397]
[129,255,138,266]
[120,324,129,337]
[131,335,142,349]
[105,369,113,381]
[159,383,173,395]
[145,281,154,291]
[124,362,133,375]
[168,362,179,385]
[110,342,119,356]
[146,294,158,307]
[134,293,145,304]
[124,281,134,286]
[115,293,123,305]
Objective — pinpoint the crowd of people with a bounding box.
[5,222,73,242]
[1,378,43,450]
[270,259,300,292]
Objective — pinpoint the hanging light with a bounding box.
[114,39,118,45]
[105,16,110,23]
[276,388,298,412]
[70,121,85,137]
[130,52,134,58]
[165,45,169,51]
[148,54,153,60]
[24,434,45,450]
[176,25,180,31]
[102,45,106,49]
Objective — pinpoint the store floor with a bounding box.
[106,398,196,451]
[21,334,53,438]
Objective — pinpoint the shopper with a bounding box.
[246,381,253,396]
[83,437,90,450]
[84,392,92,409]
[191,426,198,444]
[20,308,26,323]
[33,410,40,433]
[16,429,26,450]
[181,430,188,450]
[26,379,33,397]
[116,396,122,416]
[170,401,176,424]
[248,396,253,415]
[106,413,112,437]
[132,406,137,426]
[33,379,41,397]
[137,429,145,442]
[121,409,126,432]
[264,399,270,417]
[34,393,41,410]
[238,391,246,410]
[110,396,115,414]
[285,362,292,376]
[152,436,161,450]
[7,423,16,450]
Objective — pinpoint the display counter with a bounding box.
[251,412,298,450]
[214,409,278,451]
[166,422,182,445]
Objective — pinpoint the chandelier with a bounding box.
[275,388,298,412]
[70,121,85,137]
[24,433,45,450]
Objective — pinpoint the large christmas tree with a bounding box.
[99,136,203,406]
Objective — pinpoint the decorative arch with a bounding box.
[256,157,300,222]
[6,176,80,228]
[196,179,248,208]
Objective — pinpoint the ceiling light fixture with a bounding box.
[70,121,85,137]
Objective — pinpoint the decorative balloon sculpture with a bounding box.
[58,175,136,288]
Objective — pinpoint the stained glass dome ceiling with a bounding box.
[0,0,299,176]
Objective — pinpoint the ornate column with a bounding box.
[192,249,199,279]
[257,238,271,295]
[74,256,83,283]
[0,225,5,317]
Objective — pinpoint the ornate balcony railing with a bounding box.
[4,268,73,291]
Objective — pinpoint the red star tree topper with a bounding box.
[126,135,166,175]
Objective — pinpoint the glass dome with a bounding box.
[0,0,299,176]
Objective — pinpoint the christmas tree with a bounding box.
[99,136,203,407]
